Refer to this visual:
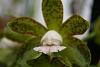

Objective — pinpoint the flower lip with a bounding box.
[33,46,66,54]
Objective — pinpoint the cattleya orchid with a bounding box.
[4,0,91,67]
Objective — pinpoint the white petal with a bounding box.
[50,46,66,52]
[33,46,66,54]
[49,46,59,52]
[57,46,66,51]
[33,46,50,54]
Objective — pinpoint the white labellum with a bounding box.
[33,30,66,54]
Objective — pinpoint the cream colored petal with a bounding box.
[50,46,59,52]
[33,46,50,54]
[33,46,66,54]
[57,46,66,51]
[50,46,66,52]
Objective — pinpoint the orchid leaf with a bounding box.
[58,46,89,67]
[53,54,72,67]
[61,15,89,35]
[27,54,66,67]
[94,17,100,45]
[22,38,42,61]
[0,48,12,62]
[63,37,91,63]
[42,0,63,31]
[57,37,91,67]
[94,17,100,34]
[97,60,100,67]
[14,50,42,67]
[4,17,47,42]
[10,38,41,67]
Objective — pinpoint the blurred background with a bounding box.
[0,0,100,66]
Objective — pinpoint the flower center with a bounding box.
[33,30,66,54]
[41,30,62,46]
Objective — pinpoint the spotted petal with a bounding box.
[4,17,47,42]
[61,15,89,35]
[42,0,63,31]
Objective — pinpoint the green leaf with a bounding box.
[0,48,12,62]
[0,48,16,67]
[15,50,42,67]
[27,54,66,67]
[94,17,100,45]
[10,38,42,67]
[59,46,89,67]
[97,60,100,67]
[42,0,63,31]
[94,17,100,34]
[88,65,97,67]
[58,37,91,67]
[53,53,72,67]
[61,15,89,35]
[4,17,47,42]
[23,50,42,61]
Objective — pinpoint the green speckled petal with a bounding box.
[61,15,89,35]
[4,17,47,42]
[42,0,63,31]
[58,36,91,67]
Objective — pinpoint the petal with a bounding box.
[42,0,63,31]
[50,46,66,52]
[33,46,66,54]
[33,46,50,54]
[57,46,66,51]
[50,46,59,52]
[61,15,89,36]
[4,17,47,42]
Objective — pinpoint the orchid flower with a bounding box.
[5,0,91,67]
